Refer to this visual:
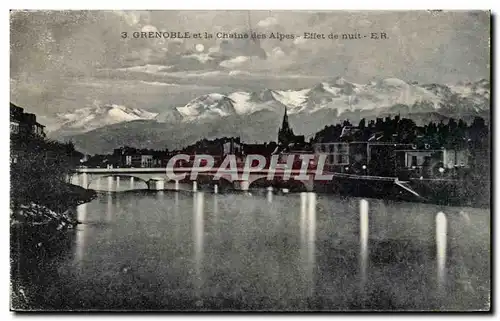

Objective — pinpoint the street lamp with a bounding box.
[438,167,445,178]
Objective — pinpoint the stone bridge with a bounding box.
[70,167,321,192]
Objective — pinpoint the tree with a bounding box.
[358,118,366,130]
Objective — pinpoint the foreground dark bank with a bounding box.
[10,182,97,310]
[11,182,97,215]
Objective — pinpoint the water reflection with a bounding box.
[359,199,369,289]
[193,192,204,297]
[300,193,307,245]
[74,203,87,265]
[299,192,316,296]
[106,192,113,222]
[436,211,447,291]
[107,176,113,192]
[213,194,219,224]
[115,191,120,209]
[307,193,316,296]
[35,191,489,310]
[174,193,180,242]
[267,187,273,203]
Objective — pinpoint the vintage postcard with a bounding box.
[10,10,491,311]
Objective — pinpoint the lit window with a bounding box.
[10,122,19,134]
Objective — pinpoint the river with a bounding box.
[12,187,490,311]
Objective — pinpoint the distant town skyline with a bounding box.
[10,10,490,123]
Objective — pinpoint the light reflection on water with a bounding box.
[306,193,316,297]
[63,190,490,310]
[74,202,87,264]
[193,192,204,298]
[267,188,273,203]
[106,193,113,222]
[359,199,369,290]
[436,211,447,292]
[299,192,316,296]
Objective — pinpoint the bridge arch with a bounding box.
[248,176,310,192]
[248,176,274,189]
[183,174,233,191]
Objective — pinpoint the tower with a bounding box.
[278,107,295,146]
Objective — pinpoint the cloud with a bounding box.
[182,53,214,64]
[114,64,172,74]
[293,36,308,46]
[271,47,286,58]
[219,56,250,69]
[358,19,372,27]
[228,70,253,76]
[218,38,267,59]
[257,17,278,28]
[139,81,180,87]
[219,45,298,72]
[141,24,158,32]
[112,11,141,26]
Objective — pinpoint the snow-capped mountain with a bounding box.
[423,79,490,113]
[167,78,489,123]
[227,90,288,115]
[155,107,183,123]
[176,93,237,121]
[53,103,158,134]
[50,78,490,146]
[62,78,490,154]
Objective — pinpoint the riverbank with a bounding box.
[11,180,97,232]
[11,179,96,211]
[10,182,97,310]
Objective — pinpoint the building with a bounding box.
[140,155,154,167]
[314,141,414,175]
[314,142,350,170]
[395,148,470,178]
[222,137,243,157]
[10,103,46,137]
[241,142,278,158]
[339,126,362,141]
[113,146,159,168]
[277,107,305,149]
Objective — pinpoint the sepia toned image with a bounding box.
[9,10,491,311]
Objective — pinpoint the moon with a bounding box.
[195,43,205,52]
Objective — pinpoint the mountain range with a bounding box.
[52,103,158,135]
[48,77,490,154]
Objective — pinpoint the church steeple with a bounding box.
[281,106,290,131]
[278,106,295,146]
